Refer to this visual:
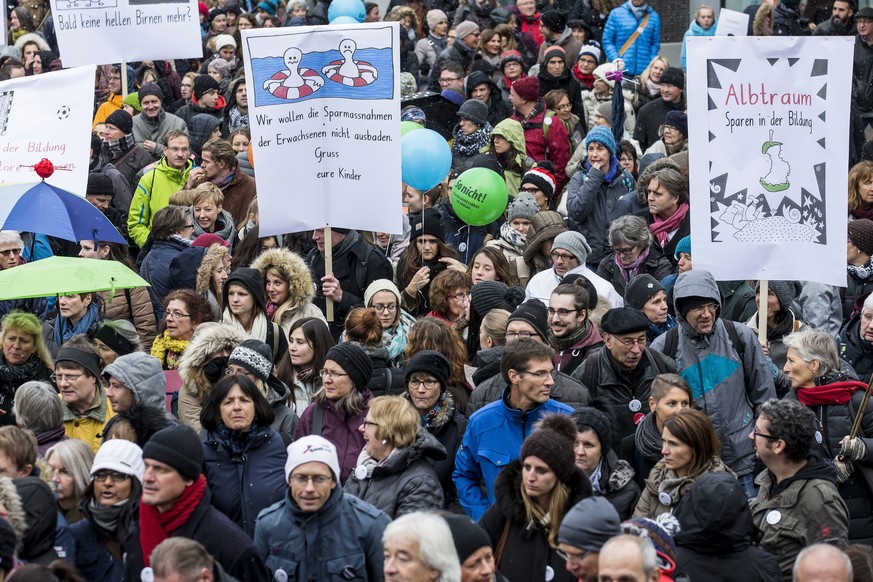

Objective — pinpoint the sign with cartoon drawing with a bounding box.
[686,37,853,286]
[49,0,201,67]
[242,23,402,236]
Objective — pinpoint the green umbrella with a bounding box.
[0,256,149,300]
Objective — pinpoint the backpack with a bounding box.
[661,318,746,363]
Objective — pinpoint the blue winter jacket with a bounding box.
[453,389,574,520]
[71,518,123,582]
[140,237,189,320]
[254,486,390,581]
[680,19,717,69]
[602,1,661,76]
[203,425,288,538]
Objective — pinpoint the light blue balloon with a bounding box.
[330,15,359,24]
[401,129,451,191]
[328,0,365,23]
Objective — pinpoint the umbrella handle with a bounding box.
[109,277,116,300]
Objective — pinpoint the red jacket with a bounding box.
[512,102,571,194]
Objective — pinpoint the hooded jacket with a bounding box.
[254,485,390,581]
[680,18,716,68]
[188,113,223,163]
[140,236,191,319]
[128,158,194,247]
[490,118,527,196]
[250,248,325,335]
[466,71,513,128]
[522,211,568,275]
[511,102,571,193]
[478,460,591,582]
[103,352,166,413]
[650,270,776,477]
[195,244,229,321]
[674,472,782,581]
[175,94,228,126]
[344,430,446,518]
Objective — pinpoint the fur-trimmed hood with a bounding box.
[250,248,315,319]
[178,322,246,400]
[13,32,50,53]
[195,243,230,295]
[493,459,593,523]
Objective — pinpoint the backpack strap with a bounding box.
[313,405,324,436]
[722,319,746,363]
[270,322,280,361]
[663,326,679,360]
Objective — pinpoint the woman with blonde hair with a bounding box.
[0,312,52,424]
[190,183,235,242]
[632,55,670,112]
[195,243,230,321]
[250,247,325,336]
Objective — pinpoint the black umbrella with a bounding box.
[401,92,460,141]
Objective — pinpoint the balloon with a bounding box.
[328,0,365,22]
[401,121,423,137]
[330,15,359,24]
[401,129,451,191]
[450,168,508,226]
[247,143,254,169]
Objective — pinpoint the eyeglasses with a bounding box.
[547,307,578,318]
[519,369,557,380]
[181,82,193,88]
[612,246,637,256]
[687,303,719,316]
[0,248,21,256]
[555,103,572,111]
[290,474,332,486]
[408,378,440,390]
[439,77,460,85]
[165,311,190,320]
[51,372,84,383]
[555,547,591,565]
[372,303,397,313]
[550,251,578,262]
[753,427,781,441]
[362,419,380,428]
[319,369,349,379]
[519,187,542,194]
[450,291,471,301]
[506,331,538,339]
[93,470,130,483]
[613,336,647,348]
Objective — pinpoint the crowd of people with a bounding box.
[0,0,870,581]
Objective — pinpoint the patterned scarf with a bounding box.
[848,260,873,281]
[0,353,48,408]
[216,422,259,456]
[384,310,416,367]
[452,123,493,157]
[499,222,527,253]
[103,133,137,160]
[212,169,236,190]
[227,106,249,131]
[634,412,663,461]
[615,246,650,283]
[420,391,447,429]
[150,331,190,370]
[649,202,689,247]
[548,319,591,351]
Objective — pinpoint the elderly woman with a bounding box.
[643,111,688,157]
[293,342,373,483]
[277,317,334,412]
[383,512,461,582]
[624,274,676,342]
[363,280,416,368]
[251,247,325,335]
[195,243,230,321]
[633,408,731,518]
[190,183,235,242]
[0,312,52,425]
[646,167,690,267]
[427,270,473,327]
[222,268,288,363]
[404,351,465,506]
[139,205,197,320]
[848,160,873,221]
[151,289,213,370]
[46,439,95,525]
[54,337,115,452]
[839,293,873,383]
[451,100,493,173]
[345,395,445,517]
[44,292,104,357]
[71,439,143,581]
[596,215,672,297]
[93,320,141,367]
[845,219,873,323]
[201,375,288,537]
[479,415,592,582]
[782,329,873,544]
[570,407,640,519]
[13,381,66,456]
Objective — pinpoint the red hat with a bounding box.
[513,76,539,102]
[198,1,209,16]
[192,233,230,248]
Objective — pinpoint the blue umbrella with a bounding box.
[0,181,126,245]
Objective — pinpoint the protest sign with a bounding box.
[49,0,201,67]
[714,8,748,36]
[0,66,92,193]
[686,37,853,286]
[242,23,402,236]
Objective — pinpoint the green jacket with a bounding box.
[128,158,193,247]
[491,118,526,197]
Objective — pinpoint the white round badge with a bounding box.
[815,431,823,444]
[275,568,288,582]
[766,510,782,525]
[545,565,555,581]
[658,492,672,506]
[141,568,154,582]
[629,399,642,412]
[354,465,368,480]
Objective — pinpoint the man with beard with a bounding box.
[814,0,856,36]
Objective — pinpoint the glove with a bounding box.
[834,458,854,484]
[839,437,869,462]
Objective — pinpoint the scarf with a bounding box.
[87,497,129,541]
[227,106,249,131]
[420,391,447,429]
[499,221,527,253]
[517,99,547,130]
[0,353,48,406]
[649,202,689,247]
[150,331,190,370]
[143,109,166,129]
[384,310,415,367]
[648,315,677,341]
[847,261,873,281]
[265,300,279,320]
[645,78,661,98]
[216,422,258,456]
[452,123,493,157]
[296,367,316,384]
[548,319,591,351]
[212,169,236,190]
[103,133,137,160]
[584,157,620,183]
[502,73,525,92]
[851,207,873,221]
[796,380,867,407]
[54,301,101,349]
[634,412,663,461]
[572,65,595,89]
[222,308,269,344]
[139,475,207,567]
[615,246,650,283]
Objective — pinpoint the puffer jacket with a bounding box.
[203,424,288,537]
[128,158,194,247]
[601,1,661,76]
[750,453,849,580]
[101,286,157,350]
[674,472,782,582]
[190,206,235,243]
[178,323,247,431]
[490,118,527,197]
[596,245,673,298]
[344,430,446,518]
[839,313,873,383]
[454,388,574,520]
[633,455,733,519]
[785,375,873,545]
[102,351,167,413]
[360,345,405,398]
[466,371,589,416]
[250,248,326,335]
[572,347,676,453]
[479,460,592,582]
[566,160,636,266]
[650,270,776,477]
[594,449,641,520]
[254,486,390,581]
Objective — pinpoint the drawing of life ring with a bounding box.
[264,68,324,99]
[321,38,379,87]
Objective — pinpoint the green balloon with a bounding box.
[401,121,424,137]
[450,168,508,226]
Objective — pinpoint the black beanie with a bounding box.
[540,9,568,32]
[571,407,613,453]
[194,74,220,100]
[624,274,664,310]
[223,268,267,313]
[507,300,549,339]
[470,281,525,319]
[325,342,373,388]
[659,67,685,90]
[457,99,489,127]
[520,414,578,484]
[410,207,444,242]
[405,350,451,393]
[143,425,204,480]
[759,280,802,312]
[444,515,492,563]
[105,109,133,135]
[138,82,164,104]
[87,173,115,197]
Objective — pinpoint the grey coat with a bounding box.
[344,430,446,518]
[466,371,590,416]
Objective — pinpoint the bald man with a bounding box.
[793,544,852,582]
[597,535,659,582]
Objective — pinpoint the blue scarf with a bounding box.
[648,314,677,341]
[584,157,620,183]
[54,301,101,347]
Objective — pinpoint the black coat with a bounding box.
[407,390,466,507]
[853,34,873,112]
[594,449,641,520]
[71,517,124,582]
[537,68,585,119]
[596,244,674,298]
[479,461,592,582]
[633,96,687,153]
[839,313,873,383]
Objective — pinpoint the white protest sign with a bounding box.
[715,8,749,36]
[242,23,402,236]
[49,0,201,67]
[687,37,853,286]
[0,66,92,193]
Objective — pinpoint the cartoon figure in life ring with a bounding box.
[263,47,324,100]
[321,39,379,87]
